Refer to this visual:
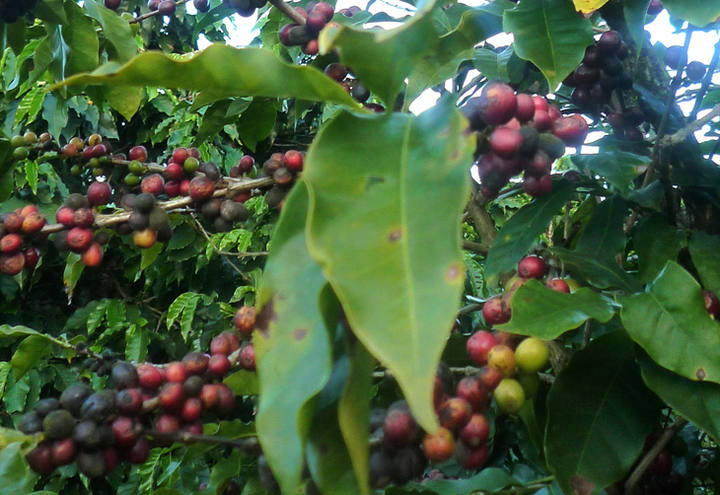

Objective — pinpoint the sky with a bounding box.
[188,0,720,159]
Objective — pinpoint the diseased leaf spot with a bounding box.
[388,229,402,242]
[293,328,307,341]
[697,368,706,380]
[446,263,461,282]
[255,298,277,339]
[570,475,595,495]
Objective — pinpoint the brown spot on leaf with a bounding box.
[293,328,307,341]
[570,475,595,495]
[388,229,402,242]
[697,368,706,380]
[255,298,277,339]
[445,263,461,282]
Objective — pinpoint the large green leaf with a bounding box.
[623,0,652,53]
[621,261,720,383]
[304,100,473,431]
[485,180,575,286]
[319,0,440,105]
[661,1,720,27]
[64,2,100,76]
[255,183,333,494]
[405,5,510,103]
[499,280,617,339]
[402,467,519,494]
[51,45,359,108]
[574,195,627,263]
[553,247,640,292]
[640,357,720,445]
[688,231,720,295]
[632,214,683,284]
[571,152,650,196]
[338,341,375,495]
[0,443,37,493]
[82,0,138,61]
[545,332,660,494]
[503,0,594,89]
[0,139,14,203]
[10,336,52,380]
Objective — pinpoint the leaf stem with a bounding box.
[624,417,689,494]
[267,0,306,25]
[129,0,190,24]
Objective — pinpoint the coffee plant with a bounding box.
[0,0,719,493]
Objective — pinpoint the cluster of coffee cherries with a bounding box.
[60,133,119,178]
[664,45,708,83]
[323,63,374,107]
[279,2,335,55]
[147,0,183,15]
[20,315,258,478]
[54,191,110,266]
[9,131,53,162]
[463,81,587,198]
[258,150,305,210]
[0,205,47,275]
[0,0,38,23]
[564,31,632,114]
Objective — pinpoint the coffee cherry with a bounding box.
[238,344,256,371]
[112,361,140,389]
[237,155,255,173]
[324,63,348,82]
[43,410,75,440]
[0,233,22,254]
[112,416,140,447]
[82,242,104,267]
[181,398,204,422]
[597,30,622,54]
[137,363,164,390]
[200,384,220,410]
[514,93,535,122]
[283,150,304,172]
[194,0,211,12]
[184,156,200,173]
[234,306,256,335]
[462,444,489,469]
[103,447,118,472]
[67,228,93,253]
[73,208,95,228]
[126,436,150,464]
[369,450,393,489]
[466,331,499,366]
[141,173,165,196]
[546,278,570,293]
[704,290,719,316]
[686,61,706,82]
[189,176,215,202]
[26,443,53,475]
[422,427,455,463]
[159,382,185,411]
[471,81,517,128]
[116,388,143,416]
[158,0,176,15]
[493,378,525,414]
[553,115,588,146]
[459,414,490,448]
[208,354,231,377]
[183,352,209,376]
[487,344,516,377]
[155,414,181,435]
[482,296,511,326]
[215,383,235,415]
[664,46,687,70]
[133,228,157,248]
[166,362,188,383]
[128,145,148,162]
[438,397,472,431]
[517,255,547,279]
[73,420,102,449]
[490,127,523,158]
[383,401,418,447]
[456,375,490,412]
[21,213,46,234]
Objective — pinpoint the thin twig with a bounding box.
[39,176,274,235]
[690,38,720,121]
[190,213,253,283]
[267,0,307,25]
[129,0,190,24]
[660,103,720,146]
[462,239,488,254]
[624,417,689,494]
[467,192,496,253]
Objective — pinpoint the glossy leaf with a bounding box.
[621,261,720,383]
[52,45,359,108]
[319,1,439,105]
[11,336,52,380]
[661,1,720,27]
[688,230,720,295]
[304,100,473,431]
[624,0,652,51]
[640,357,720,444]
[338,341,375,495]
[571,152,649,195]
[574,196,627,263]
[503,0,594,89]
[499,280,617,339]
[545,331,660,494]
[633,213,683,283]
[405,5,509,103]
[485,180,575,286]
[403,467,519,494]
[0,443,37,493]
[255,183,333,494]
[64,2,100,76]
[104,85,143,121]
[82,0,138,61]
[553,247,640,292]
